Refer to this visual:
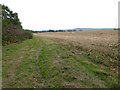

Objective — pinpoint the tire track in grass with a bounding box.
[33,38,65,88]
[34,47,43,88]
[33,38,47,88]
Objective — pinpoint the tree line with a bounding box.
[32,29,83,33]
[2,4,33,45]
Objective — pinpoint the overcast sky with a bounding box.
[1,0,119,30]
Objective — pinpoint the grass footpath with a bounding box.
[2,37,119,88]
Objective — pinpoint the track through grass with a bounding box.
[2,37,118,88]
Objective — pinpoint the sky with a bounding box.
[1,0,119,31]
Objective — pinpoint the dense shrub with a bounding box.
[24,30,33,39]
[2,4,33,45]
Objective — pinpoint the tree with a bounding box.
[48,29,54,32]
[2,5,32,45]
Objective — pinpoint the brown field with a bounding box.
[34,30,118,56]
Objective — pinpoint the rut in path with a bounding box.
[34,48,40,88]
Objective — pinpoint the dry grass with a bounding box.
[34,30,118,56]
[34,30,118,45]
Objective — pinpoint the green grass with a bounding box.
[2,37,119,88]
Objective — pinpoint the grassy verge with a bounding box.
[2,37,119,88]
[2,37,42,88]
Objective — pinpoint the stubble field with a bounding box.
[34,30,118,57]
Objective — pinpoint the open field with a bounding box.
[34,30,118,58]
[2,30,119,88]
[34,30,118,49]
